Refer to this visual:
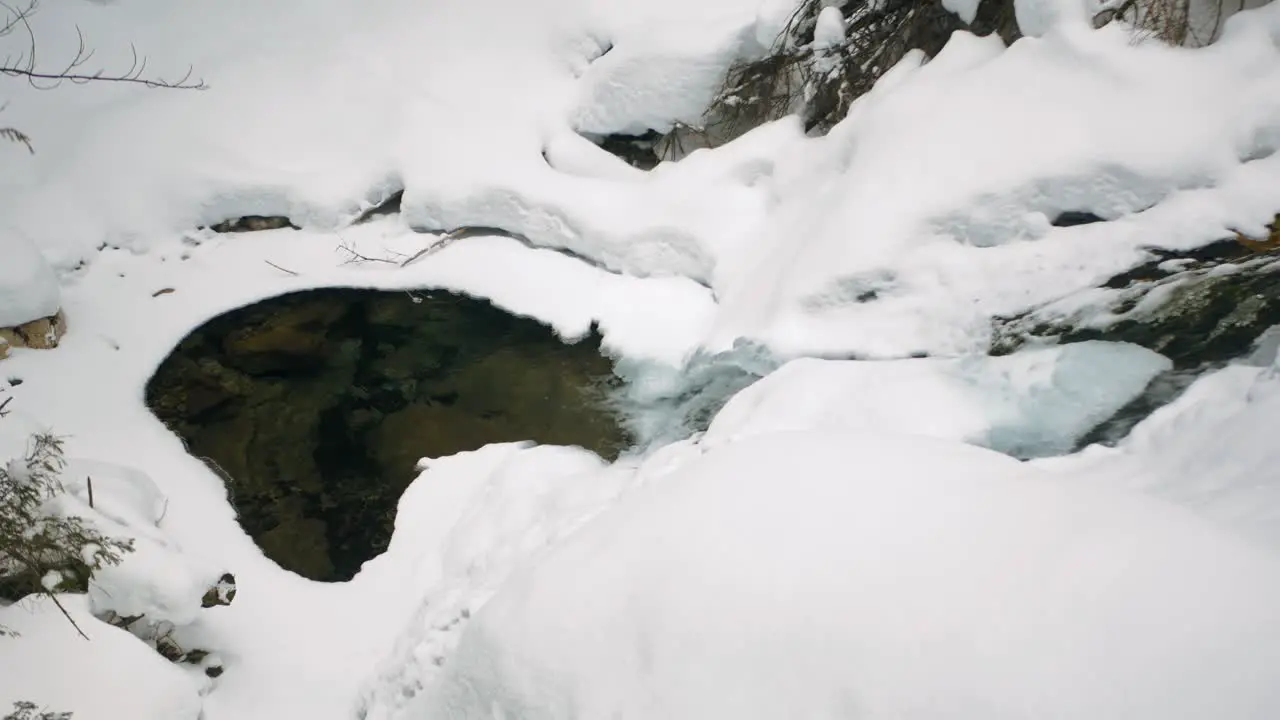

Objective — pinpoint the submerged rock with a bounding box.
[146,289,627,581]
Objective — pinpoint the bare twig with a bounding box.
[337,239,403,266]
[263,260,299,276]
[85,475,93,509]
[0,396,12,416]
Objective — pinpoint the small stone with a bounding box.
[201,572,238,608]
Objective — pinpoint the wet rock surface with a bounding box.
[147,289,627,581]
[992,236,1280,369]
[993,223,1280,450]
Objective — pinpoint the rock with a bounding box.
[208,216,297,233]
[994,241,1280,369]
[1051,210,1107,227]
[0,309,66,358]
[592,130,663,170]
[992,226,1280,449]
[200,573,237,608]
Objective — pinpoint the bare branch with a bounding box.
[0,0,206,91]
[400,231,465,268]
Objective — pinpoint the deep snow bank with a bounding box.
[1034,338,1280,551]
[424,430,1280,720]
[0,233,59,328]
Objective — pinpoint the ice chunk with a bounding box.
[705,341,1171,458]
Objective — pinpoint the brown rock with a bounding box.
[0,309,66,357]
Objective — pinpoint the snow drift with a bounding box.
[424,430,1280,720]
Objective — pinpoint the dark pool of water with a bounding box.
[147,288,627,581]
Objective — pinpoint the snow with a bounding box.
[943,0,982,25]
[1033,344,1280,551]
[812,6,846,49]
[0,595,203,719]
[357,442,630,720]
[703,18,1280,357]
[572,20,757,136]
[1014,0,1092,37]
[1,0,1280,718]
[423,431,1280,720]
[704,341,1171,457]
[0,232,59,327]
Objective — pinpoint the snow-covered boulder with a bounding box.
[0,232,59,330]
[51,460,232,629]
[424,430,1280,720]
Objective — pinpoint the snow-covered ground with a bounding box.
[3,0,1280,717]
